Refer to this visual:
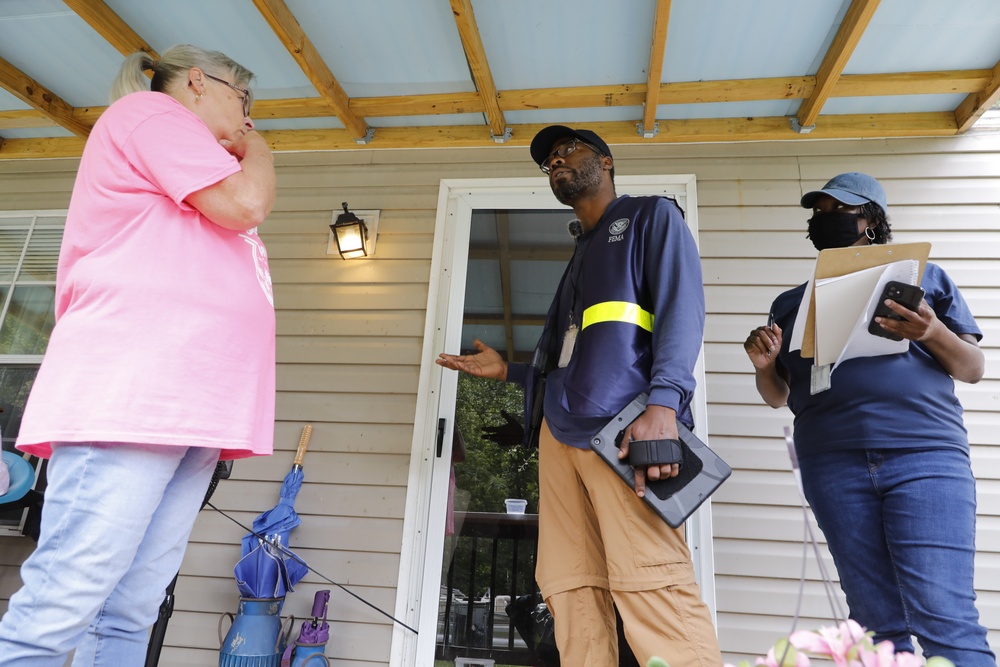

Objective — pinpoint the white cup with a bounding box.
[504,498,527,514]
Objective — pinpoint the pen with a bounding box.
[765,312,774,357]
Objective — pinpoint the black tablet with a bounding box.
[589,393,732,528]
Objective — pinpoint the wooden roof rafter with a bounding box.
[0,110,963,158]
[954,57,1000,133]
[0,55,92,137]
[449,0,508,142]
[639,0,672,139]
[793,0,881,132]
[8,69,985,132]
[251,0,371,142]
[63,0,158,59]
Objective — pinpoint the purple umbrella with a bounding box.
[281,590,331,667]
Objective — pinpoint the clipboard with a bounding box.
[589,393,732,528]
[800,242,930,359]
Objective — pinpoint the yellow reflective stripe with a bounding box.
[581,301,654,332]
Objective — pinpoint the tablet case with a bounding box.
[589,393,732,528]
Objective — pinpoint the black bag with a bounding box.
[506,593,560,667]
[506,593,640,667]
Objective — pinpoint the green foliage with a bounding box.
[453,373,538,513]
[446,374,539,600]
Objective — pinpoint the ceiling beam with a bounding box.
[352,91,485,118]
[251,0,370,141]
[0,110,58,130]
[640,0,672,138]
[5,69,988,130]
[0,136,88,159]
[63,0,158,58]
[794,0,881,131]
[954,57,1000,133]
[449,0,507,141]
[0,55,92,137]
[0,111,960,158]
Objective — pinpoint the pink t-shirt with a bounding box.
[16,92,276,460]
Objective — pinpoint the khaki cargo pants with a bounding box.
[535,420,723,667]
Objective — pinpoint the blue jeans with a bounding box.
[0,442,220,667]
[799,447,995,665]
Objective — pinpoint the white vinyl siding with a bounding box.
[0,131,998,665]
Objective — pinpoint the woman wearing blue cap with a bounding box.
[744,173,994,665]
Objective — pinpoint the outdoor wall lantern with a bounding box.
[328,202,379,259]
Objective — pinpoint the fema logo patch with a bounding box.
[609,218,630,235]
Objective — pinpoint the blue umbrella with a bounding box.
[235,536,309,599]
[235,425,313,598]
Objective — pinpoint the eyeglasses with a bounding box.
[539,138,603,174]
[203,73,253,118]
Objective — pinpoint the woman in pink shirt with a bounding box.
[0,45,276,667]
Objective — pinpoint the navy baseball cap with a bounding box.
[530,125,612,166]
[801,172,887,213]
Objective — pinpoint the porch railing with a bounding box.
[437,510,539,666]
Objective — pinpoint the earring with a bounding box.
[865,227,876,242]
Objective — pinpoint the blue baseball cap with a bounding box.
[800,172,887,214]
[530,125,612,166]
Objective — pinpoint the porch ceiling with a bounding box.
[1,0,999,159]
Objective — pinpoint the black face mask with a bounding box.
[807,210,864,251]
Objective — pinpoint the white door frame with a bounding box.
[391,175,715,667]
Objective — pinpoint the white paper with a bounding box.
[813,265,887,366]
[789,277,812,353]
[834,259,919,369]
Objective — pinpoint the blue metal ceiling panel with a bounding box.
[0,0,124,107]
[465,258,503,312]
[822,94,968,115]
[847,0,1000,73]
[470,211,499,244]
[288,0,476,97]
[0,89,29,109]
[506,210,577,244]
[103,0,314,102]
[473,0,655,89]
[663,0,848,81]
[659,99,800,120]
[461,324,503,354]
[0,127,74,139]
[510,259,567,316]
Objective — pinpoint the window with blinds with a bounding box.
[0,211,64,535]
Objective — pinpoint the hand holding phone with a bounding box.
[868,280,925,341]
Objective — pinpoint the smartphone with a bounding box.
[868,280,925,341]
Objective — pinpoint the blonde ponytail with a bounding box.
[109,51,157,103]
[108,45,254,105]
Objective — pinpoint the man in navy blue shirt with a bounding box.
[438,126,722,667]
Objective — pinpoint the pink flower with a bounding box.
[753,638,811,667]
[790,620,870,666]
[857,640,897,667]
[737,623,954,667]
